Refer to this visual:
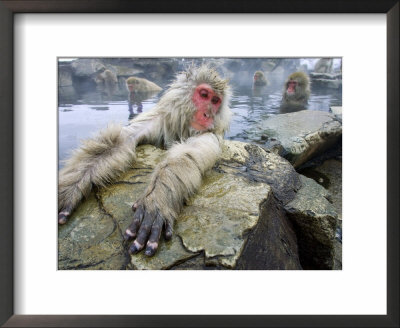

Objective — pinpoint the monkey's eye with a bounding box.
[211,96,220,105]
[200,90,208,98]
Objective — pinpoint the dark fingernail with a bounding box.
[164,231,172,241]
[58,215,67,225]
[58,211,70,225]
[129,245,139,254]
[129,241,143,255]
[145,242,158,256]
[144,248,156,256]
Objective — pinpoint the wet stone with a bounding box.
[58,194,127,270]
[170,254,209,270]
[245,110,342,168]
[58,142,332,270]
[300,158,342,270]
[176,170,270,268]
[284,175,338,269]
[220,141,302,205]
[130,235,197,270]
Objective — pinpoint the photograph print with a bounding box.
[58,57,342,271]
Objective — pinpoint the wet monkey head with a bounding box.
[281,71,310,110]
[253,71,268,86]
[191,83,222,131]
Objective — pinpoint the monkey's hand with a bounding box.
[123,133,222,256]
[123,200,173,256]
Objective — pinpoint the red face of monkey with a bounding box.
[286,80,297,94]
[191,83,222,131]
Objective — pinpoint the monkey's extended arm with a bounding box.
[59,65,231,257]
[58,118,158,224]
[123,133,221,256]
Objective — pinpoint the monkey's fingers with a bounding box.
[129,211,154,254]
[58,211,70,225]
[131,202,139,212]
[144,214,164,256]
[164,219,173,241]
[124,204,145,241]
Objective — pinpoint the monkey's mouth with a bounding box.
[287,83,296,94]
[191,121,214,131]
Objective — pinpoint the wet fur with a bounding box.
[59,65,231,225]
[253,71,268,87]
[281,71,310,109]
[314,58,333,73]
[126,76,162,92]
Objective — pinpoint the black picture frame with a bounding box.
[0,1,398,327]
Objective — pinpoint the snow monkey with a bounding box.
[125,76,162,93]
[314,58,333,74]
[281,71,310,110]
[95,69,118,98]
[58,65,232,256]
[253,71,268,87]
[125,77,162,117]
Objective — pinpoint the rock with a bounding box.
[58,63,77,103]
[284,175,338,269]
[261,59,281,72]
[58,63,73,87]
[112,65,143,78]
[236,194,302,270]
[300,159,342,270]
[330,106,342,122]
[71,58,105,77]
[219,141,301,205]
[131,235,197,270]
[171,141,302,269]
[170,255,209,270]
[128,58,179,83]
[262,137,286,157]
[313,79,342,89]
[58,86,77,104]
[304,159,342,221]
[310,72,342,89]
[175,169,272,268]
[105,142,301,270]
[58,141,338,270]
[250,110,342,168]
[58,194,129,270]
[310,72,342,80]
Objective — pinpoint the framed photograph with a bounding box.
[1,1,398,327]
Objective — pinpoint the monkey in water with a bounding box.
[253,71,268,87]
[95,69,118,98]
[281,71,310,111]
[126,77,162,117]
[59,65,232,256]
[252,71,269,97]
[314,58,333,74]
[126,76,162,93]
